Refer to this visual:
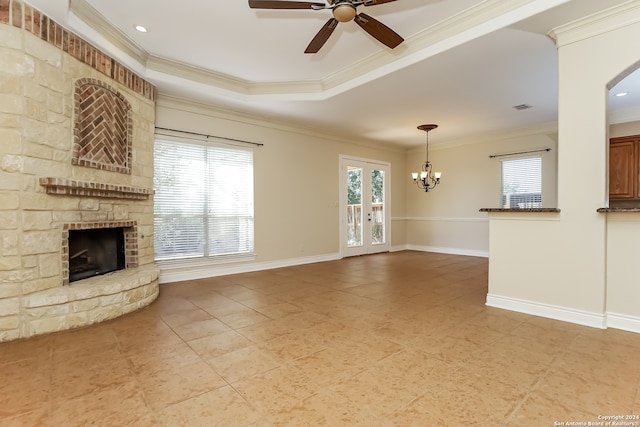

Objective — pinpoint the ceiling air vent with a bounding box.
[513,104,532,110]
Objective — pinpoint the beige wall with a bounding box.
[606,120,640,329]
[404,129,558,256]
[156,98,563,280]
[156,97,407,282]
[486,7,640,332]
[606,214,640,328]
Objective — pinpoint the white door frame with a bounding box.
[339,155,391,258]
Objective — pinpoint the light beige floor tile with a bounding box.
[506,393,600,426]
[238,295,288,311]
[50,323,119,357]
[50,379,156,427]
[294,389,384,427]
[163,311,232,341]
[188,293,238,314]
[0,407,51,427]
[159,386,264,427]
[0,357,51,418]
[276,311,330,329]
[113,317,183,353]
[188,329,254,359]
[258,331,327,363]
[215,284,263,301]
[232,365,315,416]
[0,335,52,366]
[125,341,203,374]
[144,294,198,317]
[394,378,519,426]
[207,344,282,384]
[217,308,272,329]
[135,359,228,410]
[285,345,374,393]
[3,252,640,426]
[236,319,294,342]
[51,346,133,401]
[253,302,304,319]
[533,369,636,414]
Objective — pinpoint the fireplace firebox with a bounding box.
[68,228,125,282]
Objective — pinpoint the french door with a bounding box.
[340,156,390,257]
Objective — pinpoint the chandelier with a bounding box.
[411,124,441,192]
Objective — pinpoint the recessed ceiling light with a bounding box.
[616,92,628,97]
[134,25,148,33]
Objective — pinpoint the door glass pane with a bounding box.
[371,169,385,244]
[347,167,363,247]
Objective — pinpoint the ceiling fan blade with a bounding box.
[363,0,398,6]
[248,0,326,9]
[354,13,404,49]
[305,18,339,53]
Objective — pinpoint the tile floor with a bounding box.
[1,251,640,426]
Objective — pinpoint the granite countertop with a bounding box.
[597,207,640,212]
[479,208,561,213]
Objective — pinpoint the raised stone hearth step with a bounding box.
[21,264,160,339]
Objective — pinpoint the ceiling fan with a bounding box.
[248,0,404,53]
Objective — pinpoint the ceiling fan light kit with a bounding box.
[333,3,357,22]
[248,0,404,53]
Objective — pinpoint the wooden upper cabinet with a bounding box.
[609,134,640,200]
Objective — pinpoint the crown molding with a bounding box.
[68,0,149,65]
[415,121,559,153]
[156,94,407,154]
[146,56,251,95]
[64,0,568,100]
[548,0,640,47]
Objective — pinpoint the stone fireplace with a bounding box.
[0,1,159,342]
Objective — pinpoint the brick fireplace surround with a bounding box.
[0,0,160,342]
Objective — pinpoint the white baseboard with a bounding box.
[487,294,640,333]
[405,244,489,258]
[486,293,607,329]
[159,245,487,284]
[159,252,341,284]
[606,312,640,333]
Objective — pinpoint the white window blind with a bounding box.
[153,138,254,262]
[501,157,542,208]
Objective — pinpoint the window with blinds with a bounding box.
[153,138,254,262]
[501,157,542,208]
